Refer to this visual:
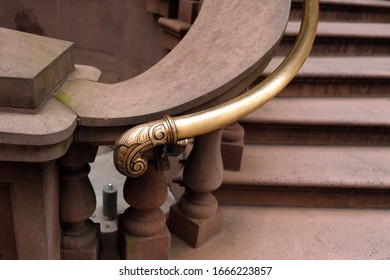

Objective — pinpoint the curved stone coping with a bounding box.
[55,0,291,127]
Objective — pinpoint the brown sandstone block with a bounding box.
[0,28,73,111]
[168,204,223,248]
[61,223,100,260]
[118,223,170,260]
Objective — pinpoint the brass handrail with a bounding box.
[114,0,319,177]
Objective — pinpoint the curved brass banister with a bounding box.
[114,0,319,177]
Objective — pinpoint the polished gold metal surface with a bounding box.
[114,115,178,177]
[114,0,319,177]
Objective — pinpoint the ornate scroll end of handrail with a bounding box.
[114,115,181,177]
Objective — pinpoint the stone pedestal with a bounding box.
[118,220,170,260]
[0,162,61,259]
[169,204,222,247]
[0,28,76,260]
[62,222,100,260]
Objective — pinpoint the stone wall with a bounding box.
[0,0,169,83]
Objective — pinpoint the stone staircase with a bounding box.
[214,0,390,208]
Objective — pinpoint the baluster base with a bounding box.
[118,215,170,260]
[61,220,100,260]
[168,204,223,248]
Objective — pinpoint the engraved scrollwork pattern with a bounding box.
[114,116,178,177]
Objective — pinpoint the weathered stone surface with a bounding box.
[0,97,77,162]
[0,98,77,146]
[61,222,100,260]
[278,22,390,56]
[55,0,291,127]
[241,55,390,148]
[168,129,224,248]
[68,65,101,82]
[216,145,390,208]
[258,56,390,97]
[118,224,170,260]
[0,62,103,162]
[0,161,61,259]
[170,206,390,260]
[0,28,74,111]
[58,144,99,260]
[241,97,390,146]
[168,204,223,248]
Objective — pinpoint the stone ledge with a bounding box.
[0,64,103,162]
[0,98,77,146]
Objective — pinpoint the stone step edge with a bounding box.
[241,97,390,128]
[262,56,390,79]
[289,0,390,24]
[240,97,390,145]
[285,21,390,39]
[215,145,390,208]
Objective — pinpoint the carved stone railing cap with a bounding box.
[0,98,77,146]
[0,28,74,113]
[56,0,291,127]
[0,66,101,162]
[0,97,77,162]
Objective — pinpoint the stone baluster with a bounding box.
[168,129,224,247]
[221,121,245,171]
[118,157,170,260]
[58,144,99,260]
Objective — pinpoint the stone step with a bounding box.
[215,145,390,208]
[277,21,390,56]
[256,56,390,97]
[93,151,390,260]
[241,97,390,145]
[170,205,390,259]
[290,0,390,23]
